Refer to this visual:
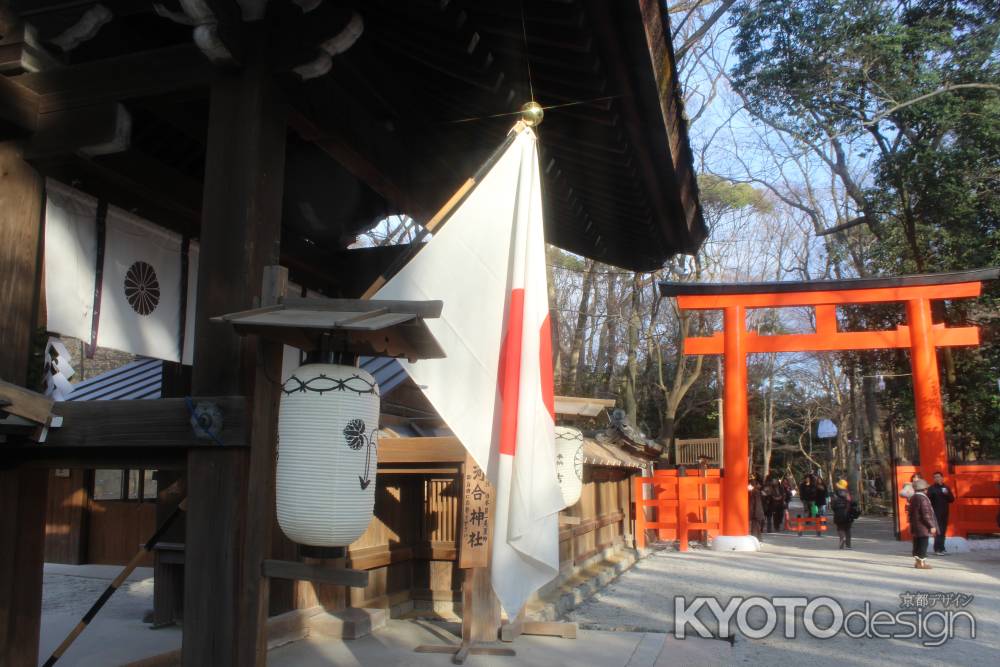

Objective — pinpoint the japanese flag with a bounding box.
[375,126,563,616]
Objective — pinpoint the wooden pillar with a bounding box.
[183,63,287,667]
[721,305,748,536]
[0,143,47,666]
[905,297,949,478]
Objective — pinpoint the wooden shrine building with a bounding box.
[0,1,704,664]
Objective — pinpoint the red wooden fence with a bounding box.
[634,469,721,551]
[894,464,1000,540]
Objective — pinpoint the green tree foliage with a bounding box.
[730,0,1000,459]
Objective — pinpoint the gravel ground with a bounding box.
[566,513,1000,665]
[40,564,182,667]
[42,564,154,620]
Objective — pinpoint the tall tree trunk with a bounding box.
[762,374,775,479]
[623,273,641,426]
[546,256,562,381]
[566,259,596,393]
[596,273,618,395]
[862,374,891,498]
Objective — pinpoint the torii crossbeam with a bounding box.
[659,268,999,551]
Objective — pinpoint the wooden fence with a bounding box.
[634,469,721,550]
[894,464,1000,539]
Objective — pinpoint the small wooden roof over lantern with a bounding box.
[212,296,445,362]
[554,395,617,419]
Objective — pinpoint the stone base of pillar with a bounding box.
[941,537,970,554]
[710,535,760,552]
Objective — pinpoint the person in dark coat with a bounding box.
[927,471,955,555]
[815,478,829,516]
[907,478,938,569]
[830,480,859,549]
[799,475,816,516]
[764,479,787,532]
[749,479,766,541]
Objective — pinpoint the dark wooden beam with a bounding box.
[0,73,38,138]
[9,44,216,114]
[25,102,131,159]
[31,150,202,235]
[6,447,188,470]
[261,560,370,588]
[184,59,287,667]
[44,397,246,448]
[0,143,46,667]
[287,107,420,218]
[240,266,289,658]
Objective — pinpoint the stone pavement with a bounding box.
[567,514,1000,665]
[39,515,1000,666]
[266,618,729,667]
[39,564,181,667]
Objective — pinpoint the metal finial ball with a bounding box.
[520,101,544,127]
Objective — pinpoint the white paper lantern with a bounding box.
[276,363,379,546]
[554,426,584,507]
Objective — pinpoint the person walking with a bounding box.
[799,475,816,516]
[766,479,787,532]
[815,478,829,516]
[927,471,955,555]
[830,480,859,549]
[907,478,938,569]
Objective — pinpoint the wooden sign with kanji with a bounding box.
[459,453,493,568]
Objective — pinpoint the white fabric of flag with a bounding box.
[374,126,563,616]
[44,179,98,341]
[97,206,184,362]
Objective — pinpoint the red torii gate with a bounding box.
[658,268,998,550]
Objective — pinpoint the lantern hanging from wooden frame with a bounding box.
[554,426,585,507]
[276,363,380,546]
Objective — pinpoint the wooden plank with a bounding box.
[261,560,370,589]
[378,436,467,463]
[43,397,246,448]
[464,567,501,643]
[459,455,492,569]
[0,378,53,424]
[0,143,46,667]
[9,447,188,470]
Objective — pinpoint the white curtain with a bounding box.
[44,179,99,341]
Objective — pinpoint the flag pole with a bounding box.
[360,121,529,300]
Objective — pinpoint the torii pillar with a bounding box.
[660,269,998,550]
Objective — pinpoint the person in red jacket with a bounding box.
[907,478,939,569]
